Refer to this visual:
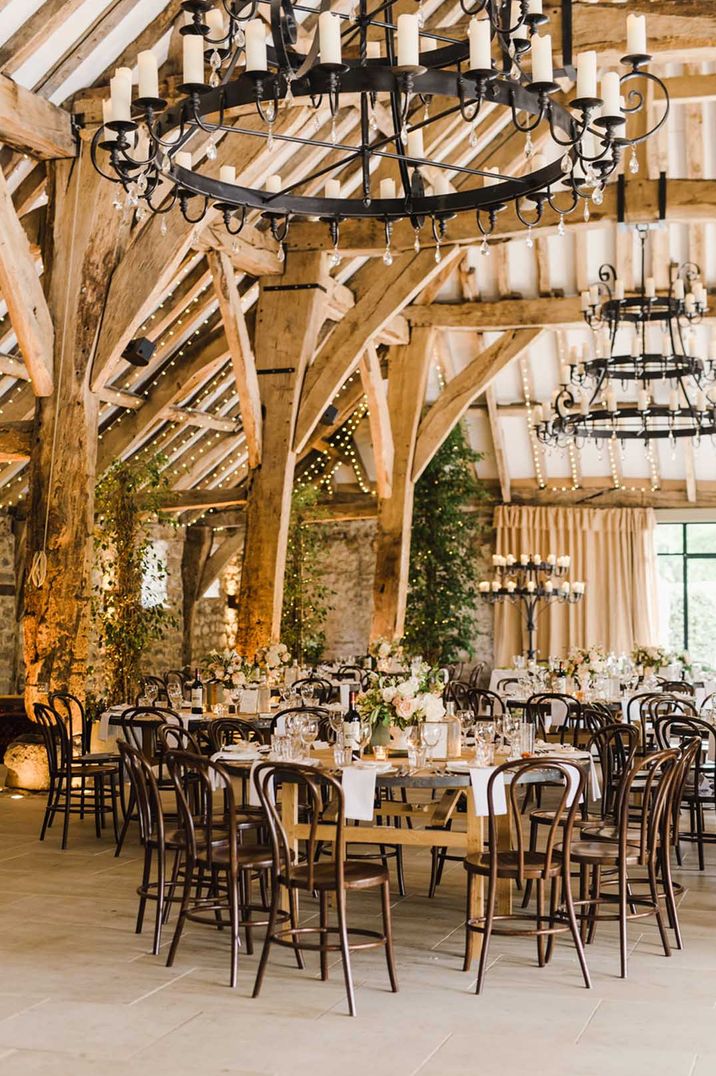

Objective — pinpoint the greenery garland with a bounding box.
[404,424,487,665]
[281,485,333,665]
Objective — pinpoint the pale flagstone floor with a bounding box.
[0,781,715,1076]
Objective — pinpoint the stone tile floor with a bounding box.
[0,784,714,1075]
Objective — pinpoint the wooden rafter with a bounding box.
[0,74,76,159]
[359,342,394,498]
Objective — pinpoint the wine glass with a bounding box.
[457,709,475,749]
[300,684,317,706]
[167,683,182,712]
[328,710,344,745]
[228,682,243,713]
[358,718,372,758]
[145,682,158,706]
[420,721,442,769]
[300,716,319,755]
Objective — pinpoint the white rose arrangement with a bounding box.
[203,648,250,686]
[357,663,445,731]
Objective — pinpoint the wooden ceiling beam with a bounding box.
[412,328,542,481]
[359,342,394,499]
[0,74,76,159]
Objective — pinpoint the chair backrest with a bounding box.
[165,749,240,868]
[33,701,72,775]
[49,691,89,752]
[700,691,716,714]
[443,680,473,710]
[335,665,365,682]
[292,676,333,704]
[657,678,695,696]
[164,670,188,694]
[496,677,522,693]
[470,688,505,719]
[649,694,698,720]
[253,761,346,891]
[614,748,680,862]
[486,758,586,885]
[207,717,262,752]
[654,715,716,807]
[156,722,202,755]
[526,692,583,745]
[582,705,611,733]
[270,706,332,738]
[588,722,639,819]
[139,675,169,702]
[117,740,165,845]
[468,661,486,687]
[118,706,178,756]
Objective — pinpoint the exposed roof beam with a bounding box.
[413,329,542,481]
[0,73,76,159]
[359,342,394,498]
[158,487,247,512]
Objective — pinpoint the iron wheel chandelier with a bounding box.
[534,225,716,448]
[92,0,669,261]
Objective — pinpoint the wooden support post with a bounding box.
[181,526,213,667]
[370,328,434,642]
[359,342,394,498]
[236,252,328,656]
[23,147,129,713]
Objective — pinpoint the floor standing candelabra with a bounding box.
[479,554,585,660]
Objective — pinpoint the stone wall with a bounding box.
[0,513,18,694]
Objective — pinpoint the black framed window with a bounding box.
[656,523,716,667]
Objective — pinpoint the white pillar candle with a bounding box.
[576,50,597,99]
[137,50,159,98]
[319,12,342,65]
[673,278,685,301]
[561,555,571,568]
[468,17,491,70]
[637,389,649,411]
[245,19,267,70]
[694,281,706,306]
[533,552,541,565]
[115,66,133,88]
[175,150,192,170]
[509,0,523,34]
[527,0,543,13]
[544,579,554,593]
[433,173,451,196]
[407,129,424,160]
[546,553,557,566]
[580,290,590,311]
[614,278,624,301]
[206,7,225,37]
[530,33,553,83]
[589,283,600,305]
[325,178,341,198]
[685,293,696,313]
[561,581,571,594]
[110,74,132,122]
[533,404,544,425]
[520,553,529,566]
[506,554,515,566]
[266,174,282,192]
[644,276,656,299]
[397,13,420,67]
[366,41,381,59]
[220,164,236,184]
[183,34,205,84]
[626,13,647,55]
[669,388,679,411]
[573,581,585,595]
[580,394,590,415]
[695,389,707,411]
[380,177,396,199]
[601,71,621,116]
[560,363,570,384]
[526,580,536,593]
[606,386,617,412]
[491,580,501,593]
[102,99,116,141]
[479,581,490,593]
[506,580,516,593]
[492,554,501,567]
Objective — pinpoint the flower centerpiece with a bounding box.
[203,648,250,686]
[671,650,693,678]
[631,645,670,675]
[355,659,445,747]
[368,636,406,673]
[254,642,291,685]
[564,645,608,689]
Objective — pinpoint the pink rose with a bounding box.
[394,696,414,720]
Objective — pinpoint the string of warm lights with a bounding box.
[520,357,546,490]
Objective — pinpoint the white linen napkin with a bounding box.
[469,766,506,816]
[341,766,377,821]
[249,760,274,807]
[99,709,112,741]
[273,713,286,735]
[550,700,566,728]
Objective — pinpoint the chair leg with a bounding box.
[163,847,182,925]
[648,860,671,959]
[93,777,103,839]
[110,774,120,844]
[536,878,546,967]
[136,843,153,935]
[661,846,683,949]
[319,891,329,981]
[153,845,166,957]
[229,867,241,989]
[40,777,55,841]
[380,881,398,993]
[696,802,705,872]
[618,861,629,979]
[563,864,591,990]
[115,787,135,857]
[462,872,477,972]
[545,875,560,964]
[61,777,71,851]
[288,888,305,970]
[475,872,497,996]
[395,844,406,898]
[252,881,280,1000]
[166,860,194,969]
[587,866,601,945]
[335,887,357,1017]
[522,819,538,909]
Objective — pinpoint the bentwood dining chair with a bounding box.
[654,714,716,871]
[470,688,505,719]
[293,676,333,704]
[569,748,680,978]
[34,701,121,850]
[463,757,590,995]
[165,751,274,989]
[252,761,398,1017]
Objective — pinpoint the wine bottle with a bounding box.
[190,668,204,714]
[343,688,362,761]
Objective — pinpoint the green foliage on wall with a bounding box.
[93,457,175,703]
[281,485,334,665]
[404,424,488,665]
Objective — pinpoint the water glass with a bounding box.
[473,741,494,767]
[407,743,428,769]
[519,722,535,757]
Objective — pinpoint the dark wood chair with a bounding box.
[654,714,716,871]
[251,761,398,1017]
[470,688,505,719]
[463,757,590,995]
[292,676,333,704]
[657,678,695,696]
[164,750,274,988]
[34,701,120,850]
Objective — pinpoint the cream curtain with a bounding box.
[493,505,659,666]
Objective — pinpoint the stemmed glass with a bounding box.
[300,716,319,755]
[167,684,182,713]
[145,682,158,706]
[420,722,442,770]
[328,710,344,745]
[359,718,372,758]
[457,709,475,751]
[228,682,243,713]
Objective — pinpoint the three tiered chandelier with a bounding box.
[534,225,716,447]
[92,0,669,258]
